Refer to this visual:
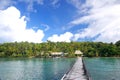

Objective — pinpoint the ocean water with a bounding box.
[0,58,76,80]
[84,57,120,80]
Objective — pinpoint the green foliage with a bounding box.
[0,40,120,57]
[65,53,76,58]
[115,40,120,47]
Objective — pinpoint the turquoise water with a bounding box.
[0,58,76,80]
[84,57,120,80]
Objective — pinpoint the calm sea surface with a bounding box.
[84,57,120,80]
[0,58,76,80]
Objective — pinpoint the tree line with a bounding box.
[0,40,120,57]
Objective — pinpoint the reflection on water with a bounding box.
[84,57,120,80]
[0,58,76,80]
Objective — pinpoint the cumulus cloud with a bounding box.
[0,6,44,43]
[67,0,120,43]
[48,32,73,42]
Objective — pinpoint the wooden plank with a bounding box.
[62,57,87,80]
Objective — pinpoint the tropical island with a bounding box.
[0,40,120,58]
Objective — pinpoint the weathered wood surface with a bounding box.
[62,57,87,80]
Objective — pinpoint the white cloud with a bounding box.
[67,0,120,43]
[0,0,15,10]
[0,6,44,43]
[51,0,60,8]
[51,0,59,5]
[66,0,81,10]
[48,32,73,42]
[41,24,50,31]
[32,24,50,31]
[0,0,44,12]
[18,0,43,12]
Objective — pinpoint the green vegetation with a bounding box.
[0,40,120,57]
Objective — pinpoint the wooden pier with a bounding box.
[61,57,87,80]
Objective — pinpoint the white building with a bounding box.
[51,52,64,57]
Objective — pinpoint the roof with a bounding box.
[51,52,63,55]
[75,50,83,54]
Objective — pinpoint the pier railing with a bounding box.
[61,57,92,80]
[82,58,92,80]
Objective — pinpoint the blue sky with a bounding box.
[0,0,120,43]
[18,0,80,41]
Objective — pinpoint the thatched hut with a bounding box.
[75,50,83,56]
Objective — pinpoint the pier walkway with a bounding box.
[61,57,87,80]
